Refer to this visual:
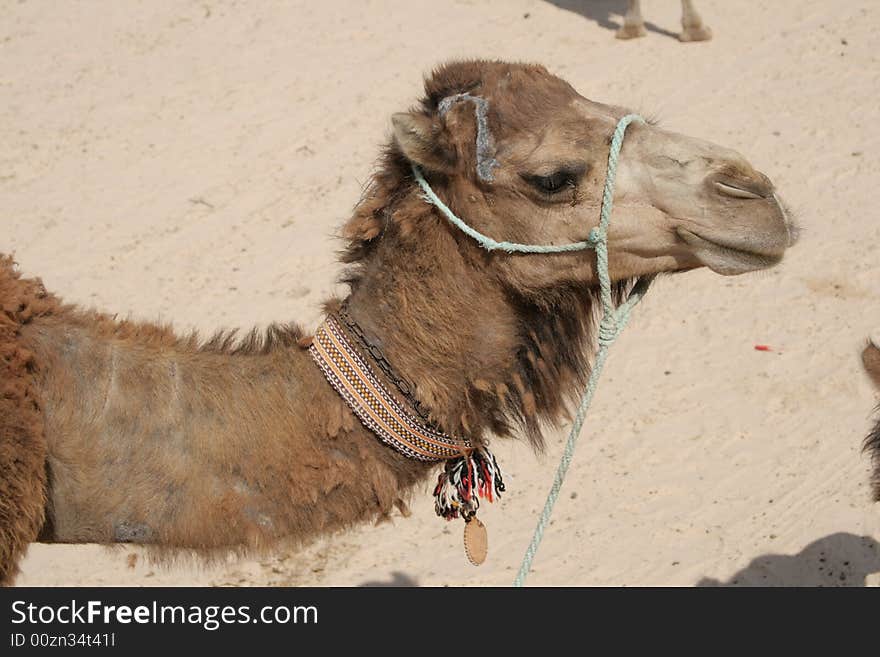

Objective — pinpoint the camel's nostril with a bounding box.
[714,181,765,200]
[711,168,774,200]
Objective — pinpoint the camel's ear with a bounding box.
[391,112,455,174]
[864,340,880,390]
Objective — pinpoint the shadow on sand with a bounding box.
[544,0,679,39]
[353,534,880,586]
[359,571,419,587]
[697,532,880,587]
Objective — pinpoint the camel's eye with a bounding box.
[521,168,582,195]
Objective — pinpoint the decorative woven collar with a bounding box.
[310,313,469,462]
[309,312,504,526]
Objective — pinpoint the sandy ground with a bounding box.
[3,0,879,586]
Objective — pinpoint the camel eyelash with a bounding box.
[521,165,586,196]
[522,172,575,194]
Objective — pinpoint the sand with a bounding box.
[3,0,879,586]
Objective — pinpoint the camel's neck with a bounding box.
[27,309,436,549]
[341,190,596,447]
[344,242,513,440]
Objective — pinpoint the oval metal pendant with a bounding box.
[463,518,488,566]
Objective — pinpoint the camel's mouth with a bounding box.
[675,228,784,275]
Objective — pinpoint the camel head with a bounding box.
[379,60,796,293]
[341,60,799,446]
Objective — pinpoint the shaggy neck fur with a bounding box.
[341,155,629,450]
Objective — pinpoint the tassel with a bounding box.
[433,446,505,521]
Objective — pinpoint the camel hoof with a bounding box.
[616,24,647,40]
[679,25,713,42]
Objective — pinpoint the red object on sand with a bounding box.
[754,345,772,352]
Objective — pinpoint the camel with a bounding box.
[0,60,795,585]
[617,0,712,41]
[863,334,880,500]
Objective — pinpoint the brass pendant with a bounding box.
[463,517,488,566]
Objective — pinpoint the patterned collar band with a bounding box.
[310,313,469,461]
[309,312,505,525]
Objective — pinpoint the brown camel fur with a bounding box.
[863,336,880,501]
[0,260,52,584]
[0,60,795,585]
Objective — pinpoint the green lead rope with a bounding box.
[412,113,651,586]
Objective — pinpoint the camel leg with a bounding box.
[679,0,712,42]
[616,0,647,40]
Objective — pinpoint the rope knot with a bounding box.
[597,312,622,346]
[587,227,605,245]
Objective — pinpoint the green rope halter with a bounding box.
[412,113,652,586]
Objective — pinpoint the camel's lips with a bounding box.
[675,228,784,275]
[773,192,800,247]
